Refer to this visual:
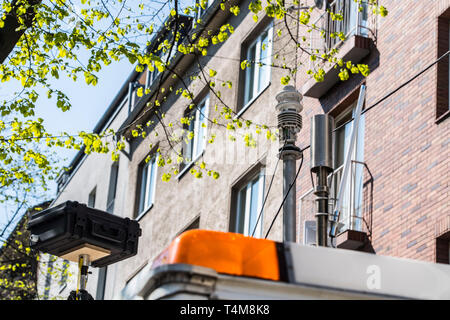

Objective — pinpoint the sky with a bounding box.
[0,51,134,239]
[0,0,196,240]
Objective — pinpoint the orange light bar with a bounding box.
[151,230,280,281]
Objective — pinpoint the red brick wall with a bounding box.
[437,8,450,121]
[295,1,450,263]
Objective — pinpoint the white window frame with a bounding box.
[106,161,119,214]
[303,220,317,246]
[137,155,158,219]
[332,101,365,232]
[235,169,265,238]
[198,0,215,17]
[145,37,176,90]
[185,95,209,162]
[177,95,209,179]
[243,23,273,108]
[88,187,96,208]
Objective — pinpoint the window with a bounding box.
[232,169,265,238]
[106,162,119,214]
[184,217,200,231]
[303,220,316,246]
[242,23,273,108]
[88,187,96,208]
[181,95,209,168]
[197,0,214,19]
[325,0,369,50]
[437,9,450,122]
[177,217,200,236]
[96,267,107,300]
[145,32,178,90]
[436,237,450,264]
[146,65,159,89]
[129,82,144,114]
[332,99,365,233]
[137,154,158,219]
[145,56,167,90]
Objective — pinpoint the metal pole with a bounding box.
[315,167,329,246]
[77,254,90,295]
[310,114,334,247]
[282,155,298,242]
[275,86,303,243]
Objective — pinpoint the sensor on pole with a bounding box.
[275,86,303,243]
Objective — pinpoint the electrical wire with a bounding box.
[260,47,450,242]
[264,145,309,239]
[250,152,281,237]
[334,50,450,133]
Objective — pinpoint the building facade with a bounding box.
[297,0,450,264]
[40,0,449,299]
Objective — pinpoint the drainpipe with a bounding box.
[275,86,303,243]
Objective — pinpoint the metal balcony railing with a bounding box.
[298,160,373,245]
[309,0,376,67]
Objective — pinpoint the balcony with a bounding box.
[298,160,373,250]
[302,0,377,98]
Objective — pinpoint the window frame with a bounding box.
[130,83,144,113]
[197,0,215,19]
[106,161,119,214]
[331,100,366,233]
[436,235,450,264]
[88,187,96,208]
[233,169,265,238]
[241,22,274,111]
[136,154,158,220]
[303,220,317,246]
[145,31,178,91]
[437,10,450,123]
[178,94,209,178]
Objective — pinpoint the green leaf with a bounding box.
[209,69,217,77]
[281,75,290,85]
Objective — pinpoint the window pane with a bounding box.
[304,221,316,245]
[347,0,357,36]
[333,102,365,232]
[194,103,207,158]
[353,113,365,230]
[185,113,196,162]
[359,0,369,37]
[139,164,148,213]
[234,172,264,237]
[334,116,353,230]
[236,187,247,234]
[335,111,353,168]
[248,177,260,236]
[244,44,256,105]
[258,30,270,92]
[88,188,96,208]
[106,162,119,214]
[146,159,156,207]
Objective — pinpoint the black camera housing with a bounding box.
[28,201,141,267]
